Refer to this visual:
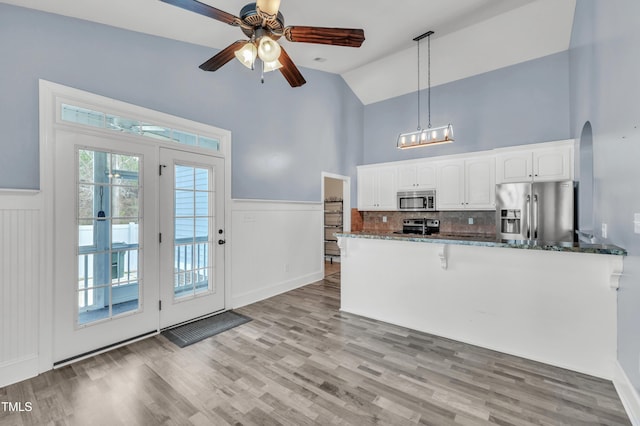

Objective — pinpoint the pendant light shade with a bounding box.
[234,42,258,69]
[397,31,454,150]
[257,35,282,63]
[263,59,283,72]
[397,124,454,149]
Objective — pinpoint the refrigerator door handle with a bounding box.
[526,194,531,239]
[533,194,539,239]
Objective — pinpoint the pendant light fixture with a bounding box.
[397,31,453,149]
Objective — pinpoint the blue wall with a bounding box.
[363,52,571,164]
[570,0,640,392]
[0,3,363,201]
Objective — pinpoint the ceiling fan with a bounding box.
[160,0,365,87]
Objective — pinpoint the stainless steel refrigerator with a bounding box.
[496,181,576,242]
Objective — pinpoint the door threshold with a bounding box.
[53,330,158,368]
[161,308,227,332]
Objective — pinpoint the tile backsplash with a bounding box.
[361,210,496,236]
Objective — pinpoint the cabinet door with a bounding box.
[415,163,437,189]
[377,167,398,210]
[465,157,495,209]
[532,146,572,181]
[357,168,377,210]
[437,161,465,210]
[357,167,397,210]
[496,151,532,183]
[397,165,417,190]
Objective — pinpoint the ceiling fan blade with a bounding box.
[284,26,365,48]
[199,41,246,71]
[160,0,239,26]
[256,0,281,18]
[278,47,306,87]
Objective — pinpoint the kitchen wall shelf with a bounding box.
[324,199,343,263]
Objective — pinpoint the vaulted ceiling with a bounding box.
[1,0,575,104]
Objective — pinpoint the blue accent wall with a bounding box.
[0,3,363,201]
[363,52,571,164]
[570,0,640,392]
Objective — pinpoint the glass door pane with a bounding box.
[173,164,213,299]
[77,149,142,325]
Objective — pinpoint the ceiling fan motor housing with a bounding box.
[240,2,285,40]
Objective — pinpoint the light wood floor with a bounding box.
[0,271,630,425]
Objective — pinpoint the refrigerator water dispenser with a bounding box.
[500,209,521,234]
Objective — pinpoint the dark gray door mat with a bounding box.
[161,311,251,348]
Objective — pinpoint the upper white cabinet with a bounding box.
[437,156,495,210]
[496,140,574,183]
[397,162,437,190]
[357,166,397,210]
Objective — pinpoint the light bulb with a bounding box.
[234,42,257,69]
[258,35,281,63]
[263,59,282,73]
[431,130,437,140]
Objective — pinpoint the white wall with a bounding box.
[230,200,324,308]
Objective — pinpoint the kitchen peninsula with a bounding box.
[336,231,625,379]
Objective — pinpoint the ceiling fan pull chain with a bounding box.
[261,61,265,84]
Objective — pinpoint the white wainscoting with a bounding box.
[0,191,44,387]
[230,200,324,309]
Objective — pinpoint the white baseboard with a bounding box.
[0,355,39,387]
[614,361,640,425]
[232,270,324,309]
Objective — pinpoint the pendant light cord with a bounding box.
[427,33,431,129]
[416,37,421,131]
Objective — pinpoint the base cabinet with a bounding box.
[339,236,619,379]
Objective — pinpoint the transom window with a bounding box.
[61,104,220,151]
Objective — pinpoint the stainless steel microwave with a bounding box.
[397,190,436,211]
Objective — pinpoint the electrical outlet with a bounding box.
[382,216,387,223]
[601,223,608,239]
[634,213,640,234]
[468,218,474,225]
[284,263,290,273]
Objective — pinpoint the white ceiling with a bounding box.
[1,0,576,104]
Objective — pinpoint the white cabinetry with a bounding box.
[397,162,437,190]
[496,141,574,183]
[437,156,495,210]
[357,166,397,210]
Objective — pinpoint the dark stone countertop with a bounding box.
[335,231,627,256]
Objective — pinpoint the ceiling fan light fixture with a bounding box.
[257,35,282,63]
[234,42,258,69]
[263,59,283,73]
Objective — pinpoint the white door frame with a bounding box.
[321,172,351,264]
[39,80,233,370]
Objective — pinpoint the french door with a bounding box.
[159,148,225,328]
[53,131,159,362]
[53,133,226,362]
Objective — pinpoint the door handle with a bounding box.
[218,239,226,245]
[533,194,539,239]
[526,194,531,239]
